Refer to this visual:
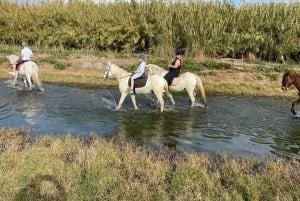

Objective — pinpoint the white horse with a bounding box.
[6,55,44,92]
[104,62,175,112]
[147,64,207,108]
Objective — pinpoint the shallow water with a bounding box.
[1,81,299,159]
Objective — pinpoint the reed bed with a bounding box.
[0,128,299,201]
[0,0,300,62]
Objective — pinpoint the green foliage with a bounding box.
[0,57,7,64]
[36,56,71,70]
[0,47,14,54]
[253,64,295,80]
[126,64,136,72]
[0,1,300,62]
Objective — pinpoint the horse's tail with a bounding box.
[196,75,207,108]
[31,62,44,92]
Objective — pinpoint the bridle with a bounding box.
[104,63,112,80]
[282,73,291,91]
[104,62,132,79]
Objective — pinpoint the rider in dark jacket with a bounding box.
[164,49,184,85]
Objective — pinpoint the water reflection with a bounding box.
[11,90,44,125]
[272,126,300,157]
[116,109,206,151]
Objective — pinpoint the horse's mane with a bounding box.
[107,62,131,75]
[283,71,300,78]
[147,64,164,70]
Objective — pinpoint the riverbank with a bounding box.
[0,128,299,201]
[1,53,300,200]
[0,53,298,99]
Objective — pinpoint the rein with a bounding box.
[119,74,132,79]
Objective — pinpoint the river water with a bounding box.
[1,81,299,159]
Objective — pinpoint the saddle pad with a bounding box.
[16,63,23,71]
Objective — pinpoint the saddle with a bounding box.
[128,70,149,93]
[171,77,180,86]
[16,60,29,71]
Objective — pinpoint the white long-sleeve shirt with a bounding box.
[21,47,33,60]
[132,61,146,79]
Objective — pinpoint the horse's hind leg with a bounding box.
[153,90,164,112]
[23,78,28,88]
[26,74,32,90]
[187,89,196,107]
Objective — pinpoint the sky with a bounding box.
[231,0,293,6]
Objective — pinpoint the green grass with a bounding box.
[35,56,71,70]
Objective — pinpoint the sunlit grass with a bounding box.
[0,128,299,201]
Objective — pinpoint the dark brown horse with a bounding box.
[282,72,300,115]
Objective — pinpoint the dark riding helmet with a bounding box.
[175,49,185,56]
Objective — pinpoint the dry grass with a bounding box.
[0,128,299,201]
[1,52,298,99]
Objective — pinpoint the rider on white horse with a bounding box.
[11,42,33,75]
[164,49,185,86]
[128,55,147,94]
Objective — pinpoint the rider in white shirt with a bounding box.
[12,42,33,73]
[128,55,147,93]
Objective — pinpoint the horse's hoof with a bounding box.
[293,112,300,118]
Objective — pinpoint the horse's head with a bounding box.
[104,62,113,79]
[6,55,19,65]
[281,72,293,91]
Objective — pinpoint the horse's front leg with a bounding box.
[116,93,127,110]
[13,74,18,86]
[153,90,164,112]
[291,99,300,115]
[129,93,138,110]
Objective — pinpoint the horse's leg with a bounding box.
[26,74,32,90]
[164,84,175,105]
[153,90,164,112]
[187,88,196,107]
[291,98,300,115]
[116,93,127,110]
[23,78,28,88]
[129,94,138,110]
[13,74,18,86]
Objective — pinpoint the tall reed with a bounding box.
[0,0,299,62]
